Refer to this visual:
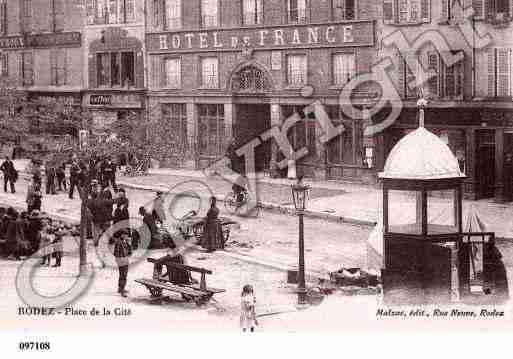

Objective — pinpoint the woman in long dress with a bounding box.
[201,197,224,252]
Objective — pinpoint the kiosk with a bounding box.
[380,99,469,304]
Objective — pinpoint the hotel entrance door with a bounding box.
[234,104,271,174]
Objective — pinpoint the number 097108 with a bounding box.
[18,342,51,351]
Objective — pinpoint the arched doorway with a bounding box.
[229,64,273,173]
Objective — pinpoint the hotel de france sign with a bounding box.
[147,21,375,53]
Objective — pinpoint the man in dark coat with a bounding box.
[5,208,23,260]
[45,162,57,195]
[87,192,117,247]
[113,230,132,297]
[26,210,43,255]
[68,159,81,199]
[0,156,17,193]
[56,163,66,192]
[101,157,117,190]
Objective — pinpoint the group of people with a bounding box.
[0,207,64,267]
[68,154,118,200]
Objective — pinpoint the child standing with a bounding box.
[52,225,65,267]
[39,222,54,266]
[240,284,258,332]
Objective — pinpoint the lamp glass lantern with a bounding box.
[291,182,310,212]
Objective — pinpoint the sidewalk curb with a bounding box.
[117,180,377,228]
[218,249,330,281]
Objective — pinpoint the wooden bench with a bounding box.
[135,256,225,306]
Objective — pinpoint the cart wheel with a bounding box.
[149,286,163,298]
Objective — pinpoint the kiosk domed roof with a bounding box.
[379,126,464,180]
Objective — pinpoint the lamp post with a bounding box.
[291,178,310,305]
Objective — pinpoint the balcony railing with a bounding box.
[202,15,218,27]
[288,8,308,24]
[243,11,263,25]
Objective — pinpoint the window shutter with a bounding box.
[421,0,430,23]
[397,53,406,98]
[89,52,97,88]
[405,53,417,99]
[441,0,448,21]
[160,56,166,88]
[383,0,395,23]
[60,49,67,85]
[1,53,7,77]
[427,51,440,97]
[23,52,33,86]
[54,0,65,31]
[86,0,95,24]
[487,0,495,18]
[0,2,6,35]
[470,0,482,18]
[497,48,511,97]
[50,49,57,85]
[486,48,496,97]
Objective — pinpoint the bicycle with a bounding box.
[224,187,262,217]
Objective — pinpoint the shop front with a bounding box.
[84,91,145,141]
[377,106,513,202]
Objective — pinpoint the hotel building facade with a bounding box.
[145,0,380,178]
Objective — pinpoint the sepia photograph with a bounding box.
[0,0,512,355]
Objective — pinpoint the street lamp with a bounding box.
[291,178,310,305]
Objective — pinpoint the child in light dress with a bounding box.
[39,222,54,266]
[240,284,258,332]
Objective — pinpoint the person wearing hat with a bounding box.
[52,225,65,267]
[68,158,81,199]
[152,191,166,225]
[101,156,117,191]
[39,220,54,266]
[5,207,22,260]
[27,210,43,255]
[0,156,17,194]
[113,230,132,297]
[56,162,67,192]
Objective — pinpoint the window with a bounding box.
[201,0,218,27]
[326,105,362,166]
[288,0,309,23]
[397,52,422,99]
[201,57,219,88]
[121,52,135,86]
[97,53,109,86]
[495,0,510,18]
[425,51,464,99]
[87,0,136,24]
[242,0,263,25]
[486,48,512,98]
[333,53,356,86]
[383,0,430,24]
[287,54,307,86]
[165,0,182,29]
[21,52,33,86]
[162,103,188,149]
[0,53,7,77]
[332,0,355,20]
[50,49,67,86]
[283,105,317,157]
[164,58,181,88]
[0,0,6,35]
[153,0,161,26]
[197,104,225,156]
[52,0,65,32]
[22,0,32,32]
[96,52,135,87]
